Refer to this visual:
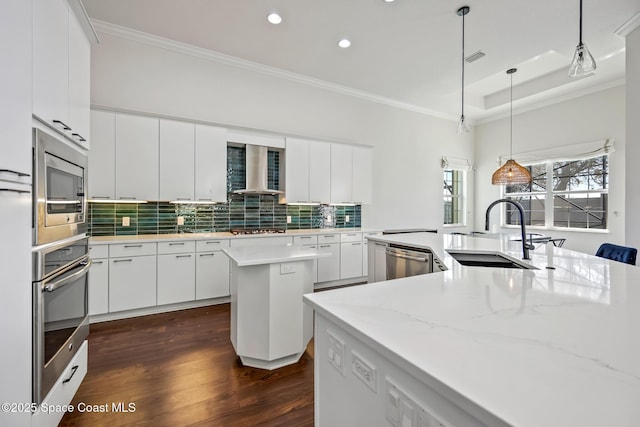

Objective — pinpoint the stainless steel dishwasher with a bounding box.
[385,244,432,279]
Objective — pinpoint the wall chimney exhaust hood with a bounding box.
[233,144,283,195]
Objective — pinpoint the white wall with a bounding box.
[625,24,640,250]
[474,86,625,254]
[90,32,475,232]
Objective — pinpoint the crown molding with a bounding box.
[91,20,458,122]
[615,13,640,37]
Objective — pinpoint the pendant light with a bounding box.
[456,6,470,133]
[491,69,531,185]
[568,0,596,77]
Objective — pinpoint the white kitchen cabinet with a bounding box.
[368,241,388,283]
[160,120,195,201]
[317,243,340,283]
[88,110,116,199]
[340,241,364,279]
[158,253,196,305]
[309,141,331,203]
[330,144,353,204]
[109,255,157,312]
[230,236,293,248]
[196,252,230,299]
[33,0,91,147]
[115,114,159,201]
[67,8,91,148]
[285,137,310,203]
[195,124,228,202]
[352,145,373,204]
[33,0,68,133]
[88,258,108,315]
[362,232,381,277]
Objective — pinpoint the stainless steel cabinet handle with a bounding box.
[0,169,30,178]
[176,254,192,258]
[71,133,86,142]
[352,242,362,246]
[53,119,71,130]
[323,235,335,238]
[124,245,143,248]
[62,365,79,384]
[92,261,104,264]
[119,197,137,200]
[90,196,110,199]
[385,250,427,262]
[206,241,221,244]
[113,259,133,263]
[320,245,331,248]
[0,188,30,194]
[199,253,215,257]
[300,236,312,239]
[169,242,185,246]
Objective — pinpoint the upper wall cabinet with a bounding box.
[160,120,195,201]
[115,114,159,201]
[195,125,227,202]
[285,138,331,204]
[352,146,373,204]
[330,144,353,204]
[33,0,91,149]
[88,111,116,199]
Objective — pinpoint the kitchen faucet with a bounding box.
[485,199,534,260]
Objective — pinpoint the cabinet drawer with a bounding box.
[363,231,382,239]
[158,240,196,254]
[109,242,156,257]
[196,239,230,252]
[293,235,317,245]
[318,234,340,244]
[33,340,88,427]
[89,244,109,258]
[340,232,362,243]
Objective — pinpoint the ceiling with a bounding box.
[82,0,639,122]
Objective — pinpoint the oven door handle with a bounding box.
[44,259,92,292]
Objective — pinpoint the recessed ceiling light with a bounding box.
[267,13,282,25]
[383,0,396,3]
[338,39,351,48]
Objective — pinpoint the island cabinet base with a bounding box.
[313,314,508,427]
[230,260,314,370]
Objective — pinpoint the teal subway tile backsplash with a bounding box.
[88,145,361,236]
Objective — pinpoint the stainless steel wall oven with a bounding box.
[33,128,88,246]
[32,234,90,404]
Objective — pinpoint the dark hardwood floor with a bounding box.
[59,304,314,427]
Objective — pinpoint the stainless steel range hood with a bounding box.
[234,144,283,195]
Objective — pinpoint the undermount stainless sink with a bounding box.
[447,250,538,270]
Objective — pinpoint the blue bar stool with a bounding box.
[595,243,637,266]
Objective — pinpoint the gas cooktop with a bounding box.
[230,228,287,235]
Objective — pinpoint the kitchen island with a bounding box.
[224,244,330,369]
[304,233,640,427]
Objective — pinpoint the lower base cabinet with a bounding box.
[340,241,364,279]
[317,243,340,282]
[158,253,196,305]
[196,251,230,300]
[109,255,157,312]
[88,258,109,315]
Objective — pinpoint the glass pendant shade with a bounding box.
[568,43,596,77]
[491,159,531,185]
[457,115,469,134]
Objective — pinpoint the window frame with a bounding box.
[501,155,609,232]
[443,168,466,227]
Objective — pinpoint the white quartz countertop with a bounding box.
[305,233,640,427]
[89,228,380,245]
[223,244,331,266]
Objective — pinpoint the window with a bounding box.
[503,155,608,230]
[444,169,465,225]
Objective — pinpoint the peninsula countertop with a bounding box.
[304,233,640,427]
[223,245,331,266]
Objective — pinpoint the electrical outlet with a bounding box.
[327,214,332,222]
[326,330,346,376]
[177,216,184,225]
[346,215,350,222]
[122,216,130,227]
[352,350,377,392]
[287,215,292,224]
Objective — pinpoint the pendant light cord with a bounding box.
[461,11,465,119]
[510,71,513,159]
[579,0,583,45]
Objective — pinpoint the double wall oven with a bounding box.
[32,128,90,404]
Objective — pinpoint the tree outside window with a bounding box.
[503,155,608,230]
